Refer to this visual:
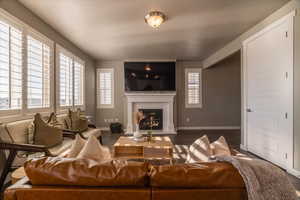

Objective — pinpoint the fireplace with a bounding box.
[138,109,163,130]
[125,92,176,134]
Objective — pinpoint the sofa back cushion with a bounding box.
[68,109,88,132]
[150,162,245,189]
[56,114,69,129]
[6,119,32,144]
[24,157,149,187]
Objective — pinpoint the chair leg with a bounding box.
[0,150,17,190]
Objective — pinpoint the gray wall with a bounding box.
[203,0,300,68]
[0,0,96,118]
[293,10,300,171]
[176,52,241,128]
[96,61,126,127]
[96,54,241,129]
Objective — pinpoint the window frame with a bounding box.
[0,8,55,121]
[73,56,85,109]
[185,68,203,108]
[97,68,114,109]
[25,29,54,114]
[56,44,85,113]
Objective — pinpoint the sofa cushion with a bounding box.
[68,109,88,132]
[56,114,69,129]
[150,162,245,189]
[24,157,150,187]
[48,137,74,156]
[6,119,32,144]
[0,123,13,143]
[33,113,63,148]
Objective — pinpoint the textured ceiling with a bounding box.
[19,0,290,61]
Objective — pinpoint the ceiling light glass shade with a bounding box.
[145,11,166,28]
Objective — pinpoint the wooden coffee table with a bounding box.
[113,136,173,164]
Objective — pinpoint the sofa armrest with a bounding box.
[0,142,52,156]
[62,129,80,134]
[62,132,76,139]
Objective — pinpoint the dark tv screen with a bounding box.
[124,62,176,91]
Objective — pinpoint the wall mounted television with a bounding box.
[124,62,176,92]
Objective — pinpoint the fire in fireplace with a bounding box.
[138,109,163,130]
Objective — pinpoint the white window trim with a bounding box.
[56,44,86,113]
[97,68,114,109]
[185,68,203,108]
[0,8,55,121]
[73,55,85,110]
[25,29,55,114]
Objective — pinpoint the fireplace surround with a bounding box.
[125,92,176,135]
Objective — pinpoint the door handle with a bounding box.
[246,108,253,113]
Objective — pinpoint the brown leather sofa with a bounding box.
[4,157,247,200]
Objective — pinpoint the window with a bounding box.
[27,35,51,109]
[97,68,114,108]
[57,45,85,110]
[58,52,73,107]
[0,20,22,111]
[74,60,85,106]
[185,68,202,108]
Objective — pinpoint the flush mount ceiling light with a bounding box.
[144,11,166,28]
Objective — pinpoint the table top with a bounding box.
[114,136,173,149]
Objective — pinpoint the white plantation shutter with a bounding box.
[185,68,202,108]
[97,68,114,108]
[0,20,22,110]
[59,52,73,107]
[27,35,51,109]
[74,60,84,106]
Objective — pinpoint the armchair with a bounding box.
[0,130,76,190]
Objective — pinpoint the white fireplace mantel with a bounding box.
[125,92,176,135]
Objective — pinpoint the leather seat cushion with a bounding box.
[150,162,245,189]
[24,157,150,187]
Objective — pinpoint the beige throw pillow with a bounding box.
[77,135,111,162]
[67,135,86,158]
[33,113,63,148]
[186,135,212,163]
[210,136,231,156]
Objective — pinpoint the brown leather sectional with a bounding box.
[4,158,247,200]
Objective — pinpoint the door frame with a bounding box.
[241,10,295,170]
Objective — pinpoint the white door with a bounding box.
[244,15,293,169]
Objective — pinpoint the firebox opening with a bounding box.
[138,109,163,130]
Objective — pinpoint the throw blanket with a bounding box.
[215,155,298,200]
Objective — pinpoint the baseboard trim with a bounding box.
[98,127,110,131]
[177,126,241,130]
[287,168,300,179]
[240,144,248,151]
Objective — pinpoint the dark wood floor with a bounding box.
[102,129,300,198]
